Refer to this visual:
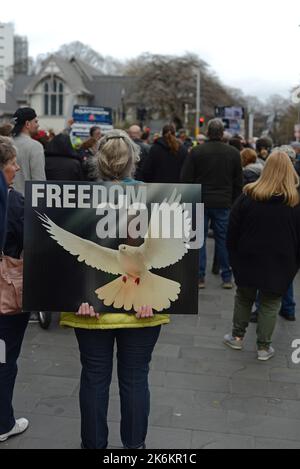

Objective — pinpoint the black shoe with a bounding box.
[279,311,296,322]
[250,311,258,323]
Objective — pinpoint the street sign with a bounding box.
[215,106,245,136]
[72,105,113,125]
[71,105,113,141]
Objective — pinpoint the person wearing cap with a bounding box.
[256,137,273,167]
[12,108,46,196]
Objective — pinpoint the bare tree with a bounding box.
[264,94,291,143]
[125,53,246,129]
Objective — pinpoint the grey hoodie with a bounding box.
[243,162,264,185]
[244,162,264,176]
[13,133,46,196]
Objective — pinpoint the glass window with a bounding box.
[44,93,49,115]
[51,94,56,115]
[43,78,64,116]
[59,94,63,116]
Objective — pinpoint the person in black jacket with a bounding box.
[0,137,30,443]
[140,124,187,183]
[224,151,300,361]
[45,134,84,181]
[181,118,243,289]
[128,125,150,181]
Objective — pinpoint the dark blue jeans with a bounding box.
[281,284,296,316]
[0,313,30,434]
[74,326,161,450]
[200,208,232,282]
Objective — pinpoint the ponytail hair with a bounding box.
[162,124,180,154]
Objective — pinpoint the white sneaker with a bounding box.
[0,418,29,442]
[257,347,275,362]
[224,334,243,350]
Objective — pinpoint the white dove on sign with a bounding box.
[38,190,192,313]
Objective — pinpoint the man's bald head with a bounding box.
[128,125,142,140]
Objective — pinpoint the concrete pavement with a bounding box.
[2,240,300,449]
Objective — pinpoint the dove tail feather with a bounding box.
[95,273,181,313]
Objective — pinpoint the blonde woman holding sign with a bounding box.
[60,130,170,450]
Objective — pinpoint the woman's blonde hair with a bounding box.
[93,130,140,181]
[244,151,300,207]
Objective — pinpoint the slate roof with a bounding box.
[0,89,17,116]
[25,55,93,96]
[87,75,138,110]
[2,55,139,117]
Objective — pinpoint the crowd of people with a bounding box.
[1,107,300,448]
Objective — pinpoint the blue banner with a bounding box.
[73,105,113,125]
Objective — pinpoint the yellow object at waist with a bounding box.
[60,312,170,330]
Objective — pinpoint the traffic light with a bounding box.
[199,117,205,128]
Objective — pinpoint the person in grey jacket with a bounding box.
[12,108,46,196]
[241,148,263,186]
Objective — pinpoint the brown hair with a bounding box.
[0,136,17,170]
[241,148,257,168]
[81,137,97,151]
[244,151,300,208]
[0,124,13,137]
[162,125,180,154]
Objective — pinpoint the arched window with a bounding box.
[43,78,64,116]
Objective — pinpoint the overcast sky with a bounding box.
[2,0,300,101]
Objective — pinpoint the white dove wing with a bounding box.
[140,191,192,270]
[39,214,122,275]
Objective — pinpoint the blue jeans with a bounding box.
[281,284,296,316]
[200,208,232,282]
[74,326,161,449]
[0,313,30,434]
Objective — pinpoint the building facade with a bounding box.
[14,35,29,75]
[0,54,139,131]
[0,23,14,81]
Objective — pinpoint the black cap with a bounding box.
[12,107,37,136]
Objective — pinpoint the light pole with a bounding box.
[195,68,201,137]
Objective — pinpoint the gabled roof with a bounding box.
[4,55,139,116]
[70,57,103,80]
[0,89,18,116]
[12,74,33,101]
[25,55,93,96]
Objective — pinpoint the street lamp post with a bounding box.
[195,68,201,137]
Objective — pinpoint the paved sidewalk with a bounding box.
[2,241,300,449]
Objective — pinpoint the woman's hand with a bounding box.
[76,303,101,319]
[136,305,154,319]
